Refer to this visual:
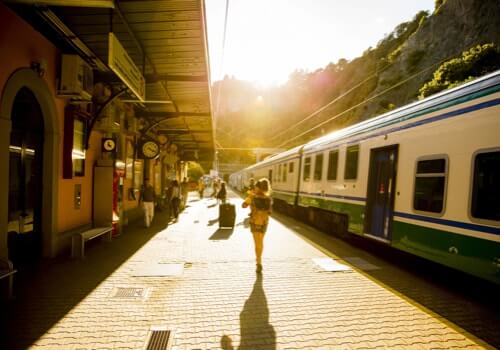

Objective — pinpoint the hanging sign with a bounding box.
[108,32,146,101]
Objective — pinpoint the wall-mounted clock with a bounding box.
[141,140,160,159]
[102,138,116,152]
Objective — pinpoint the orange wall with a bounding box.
[57,131,102,232]
[0,4,62,111]
[0,4,102,233]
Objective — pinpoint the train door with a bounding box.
[364,145,398,241]
[8,88,44,264]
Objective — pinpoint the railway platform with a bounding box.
[0,190,493,350]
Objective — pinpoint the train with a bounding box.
[229,70,500,284]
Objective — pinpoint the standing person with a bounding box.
[180,177,189,209]
[170,180,181,221]
[211,178,220,198]
[198,178,205,199]
[140,178,156,228]
[242,178,272,273]
[217,182,227,204]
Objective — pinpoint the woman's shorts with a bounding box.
[250,222,268,234]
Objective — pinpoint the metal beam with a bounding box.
[137,111,211,118]
[144,74,208,83]
[4,0,115,7]
[157,130,212,134]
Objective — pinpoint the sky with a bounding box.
[205,0,435,86]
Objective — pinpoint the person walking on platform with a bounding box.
[170,180,181,221]
[217,182,227,204]
[140,178,156,228]
[198,178,205,199]
[242,178,272,273]
[180,177,189,209]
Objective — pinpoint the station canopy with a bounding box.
[6,0,215,165]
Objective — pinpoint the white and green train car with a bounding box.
[230,71,500,284]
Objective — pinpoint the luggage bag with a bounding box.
[219,203,236,228]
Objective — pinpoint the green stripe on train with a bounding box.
[272,191,296,205]
[392,221,500,284]
[295,193,499,283]
[298,194,365,234]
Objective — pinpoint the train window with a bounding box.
[471,151,500,221]
[344,145,359,180]
[303,157,311,181]
[327,150,339,181]
[283,163,287,182]
[413,158,447,213]
[314,154,323,181]
[289,162,294,173]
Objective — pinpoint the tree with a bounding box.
[419,43,500,98]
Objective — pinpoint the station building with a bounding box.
[0,1,214,268]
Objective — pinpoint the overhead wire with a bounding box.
[270,65,390,141]
[214,0,230,126]
[211,0,230,169]
[275,49,471,149]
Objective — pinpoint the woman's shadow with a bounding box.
[223,274,275,349]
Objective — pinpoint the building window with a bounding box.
[327,150,338,181]
[314,153,323,181]
[283,163,287,182]
[303,157,311,181]
[413,158,447,213]
[289,162,294,173]
[344,145,359,180]
[72,118,86,176]
[471,151,500,221]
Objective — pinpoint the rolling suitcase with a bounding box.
[219,202,236,228]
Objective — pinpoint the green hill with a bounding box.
[213,0,500,166]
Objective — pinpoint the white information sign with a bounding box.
[108,32,145,101]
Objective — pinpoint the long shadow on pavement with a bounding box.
[0,211,171,350]
[238,274,276,350]
[209,228,234,240]
[271,212,500,349]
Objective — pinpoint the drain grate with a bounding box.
[113,287,146,298]
[145,330,172,350]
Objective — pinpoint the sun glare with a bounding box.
[206,0,435,86]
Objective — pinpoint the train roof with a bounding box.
[245,145,303,171]
[303,69,500,153]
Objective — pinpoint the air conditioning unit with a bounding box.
[58,54,93,100]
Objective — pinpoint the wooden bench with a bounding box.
[0,259,16,299]
[71,226,113,259]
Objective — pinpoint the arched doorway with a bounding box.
[7,88,44,265]
[0,68,60,261]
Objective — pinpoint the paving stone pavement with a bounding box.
[0,190,493,350]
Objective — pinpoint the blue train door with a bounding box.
[364,145,398,241]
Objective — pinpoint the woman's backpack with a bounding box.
[253,196,271,211]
